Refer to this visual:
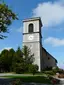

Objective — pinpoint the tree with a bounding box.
[0,49,9,72]
[0,48,15,72]
[15,47,23,58]
[22,45,35,72]
[22,45,34,64]
[0,2,18,39]
[28,64,39,75]
[12,46,35,73]
[0,46,37,73]
[11,47,24,73]
[8,48,15,71]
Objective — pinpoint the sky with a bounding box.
[0,0,64,69]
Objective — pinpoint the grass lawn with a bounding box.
[3,75,51,84]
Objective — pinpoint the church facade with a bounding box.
[23,17,57,71]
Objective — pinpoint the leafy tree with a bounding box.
[11,47,24,73]
[12,46,35,73]
[22,45,35,72]
[22,45,34,64]
[15,47,23,58]
[0,48,15,72]
[8,48,15,71]
[0,49,9,72]
[0,46,37,73]
[28,64,39,75]
[0,2,17,39]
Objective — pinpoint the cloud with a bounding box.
[32,1,64,27]
[0,47,12,53]
[44,37,64,47]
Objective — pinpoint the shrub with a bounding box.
[43,67,52,71]
[45,71,55,75]
[42,70,55,75]
[28,64,38,75]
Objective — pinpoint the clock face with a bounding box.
[28,35,34,40]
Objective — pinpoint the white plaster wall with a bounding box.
[23,33,40,42]
[23,42,41,71]
[23,20,40,33]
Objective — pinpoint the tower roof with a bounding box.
[23,17,42,27]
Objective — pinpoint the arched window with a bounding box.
[28,24,33,33]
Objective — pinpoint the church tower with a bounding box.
[23,17,43,71]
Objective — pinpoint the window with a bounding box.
[48,57,50,60]
[28,23,33,33]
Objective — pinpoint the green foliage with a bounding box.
[0,46,38,74]
[45,71,55,75]
[43,67,52,71]
[11,47,24,73]
[52,66,60,74]
[21,46,35,73]
[42,66,60,75]
[22,45,34,64]
[0,48,15,72]
[42,67,60,76]
[11,46,36,74]
[28,64,38,75]
[0,49,10,72]
[0,2,18,39]
[14,46,35,73]
[8,49,16,71]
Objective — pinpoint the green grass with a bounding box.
[3,75,51,83]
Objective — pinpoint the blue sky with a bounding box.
[0,0,64,69]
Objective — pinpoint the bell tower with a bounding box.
[23,17,43,71]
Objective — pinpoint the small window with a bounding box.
[48,57,50,60]
[28,24,33,33]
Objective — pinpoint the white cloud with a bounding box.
[0,47,12,53]
[44,37,64,47]
[33,1,64,27]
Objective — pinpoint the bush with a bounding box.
[52,67,64,74]
[43,67,52,71]
[45,71,55,75]
[42,70,55,75]
[28,64,38,75]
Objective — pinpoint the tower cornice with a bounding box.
[23,32,42,38]
[23,17,42,27]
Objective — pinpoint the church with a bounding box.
[22,17,57,71]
